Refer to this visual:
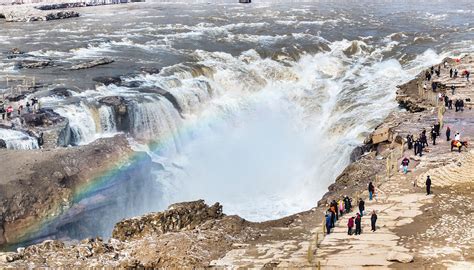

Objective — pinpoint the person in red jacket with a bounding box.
[347,216,355,235]
[6,105,13,119]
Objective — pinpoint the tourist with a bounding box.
[358,198,365,216]
[407,134,413,150]
[6,105,13,119]
[466,70,470,82]
[436,65,441,77]
[434,123,440,136]
[425,71,431,81]
[426,176,432,195]
[26,101,31,113]
[17,104,23,116]
[401,157,410,174]
[325,214,332,235]
[414,139,419,156]
[338,199,344,217]
[38,132,44,147]
[431,81,437,92]
[448,99,453,110]
[355,213,362,235]
[430,66,434,75]
[417,139,423,157]
[451,84,456,95]
[444,95,449,107]
[31,97,39,113]
[331,200,338,221]
[370,210,378,232]
[446,126,451,141]
[420,130,428,148]
[455,132,461,141]
[430,127,437,145]
[454,68,458,77]
[344,196,352,213]
[347,216,355,235]
[368,182,375,200]
[450,68,453,78]
[456,99,463,112]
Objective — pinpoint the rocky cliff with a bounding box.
[0,135,148,248]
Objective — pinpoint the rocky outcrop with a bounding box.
[16,60,52,69]
[0,201,259,268]
[2,6,79,22]
[49,87,75,97]
[69,58,114,70]
[112,200,224,241]
[0,135,135,247]
[0,139,6,148]
[93,75,122,86]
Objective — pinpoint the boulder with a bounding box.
[50,87,74,97]
[93,76,122,86]
[69,58,114,70]
[22,109,65,127]
[139,67,161,75]
[386,251,414,263]
[350,144,372,162]
[16,60,52,69]
[98,96,127,116]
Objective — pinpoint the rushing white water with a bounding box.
[133,41,446,221]
[32,37,447,221]
[0,128,39,150]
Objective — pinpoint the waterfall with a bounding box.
[0,128,39,150]
[98,105,117,134]
[129,97,184,156]
[54,102,98,145]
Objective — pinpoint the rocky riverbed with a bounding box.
[0,55,472,268]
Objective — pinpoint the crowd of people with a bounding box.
[324,192,379,236]
[0,97,39,121]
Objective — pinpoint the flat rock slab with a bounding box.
[69,58,114,70]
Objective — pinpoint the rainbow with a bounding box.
[7,119,194,250]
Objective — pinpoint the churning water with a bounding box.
[1,0,473,238]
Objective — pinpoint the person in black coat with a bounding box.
[358,198,365,216]
[355,213,362,235]
[446,126,451,141]
[371,210,378,232]
[430,128,437,145]
[426,176,432,195]
[344,196,352,213]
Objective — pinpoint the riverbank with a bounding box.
[0,55,472,268]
